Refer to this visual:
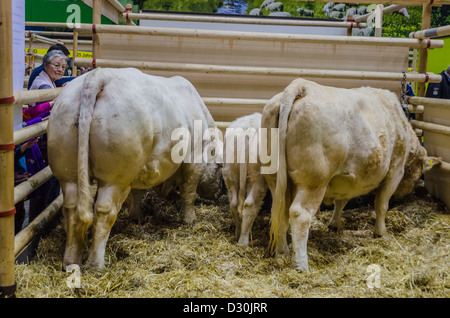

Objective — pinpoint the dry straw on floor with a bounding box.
[15,185,449,298]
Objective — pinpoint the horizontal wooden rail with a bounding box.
[14,121,48,146]
[354,5,405,23]
[14,194,63,258]
[75,58,442,83]
[14,166,53,204]
[409,25,450,39]
[408,96,450,109]
[74,24,444,49]
[123,12,366,29]
[202,97,269,107]
[408,104,424,114]
[14,88,62,106]
[410,119,450,136]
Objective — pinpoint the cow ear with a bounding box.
[423,156,442,173]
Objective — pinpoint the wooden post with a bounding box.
[92,0,102,62]
[374,4,384,37]
[72,30,78,76]
[0,0,16,298]
[417,2,432,97]
[125,4,133,26]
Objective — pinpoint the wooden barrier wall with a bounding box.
[74,21,443,122]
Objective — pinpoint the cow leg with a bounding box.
[289,186,326,272]
[179,163,203,224]
[229,187,241,241]
[125,189,146,222]
[374,168,404,237]
[86,183,130,268]
[61,182,83,269]
[238,183,267,246]
[328,199,349,234]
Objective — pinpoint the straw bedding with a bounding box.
[15,183,449,298]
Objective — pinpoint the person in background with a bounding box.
[24,50,69,222]
[27,43,74,90]
[426,64,450,99]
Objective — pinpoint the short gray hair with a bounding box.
[43,50,68,67]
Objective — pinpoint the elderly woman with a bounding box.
[23,50,68,122]
[18,50,69,225]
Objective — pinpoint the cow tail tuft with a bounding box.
[76,69,104,245]
[269,79,306,254]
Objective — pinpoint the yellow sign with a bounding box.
[25,48,92,59]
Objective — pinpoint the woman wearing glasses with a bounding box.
[24,50,68,120]
[17,50,69,227]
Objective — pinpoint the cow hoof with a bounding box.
[85,260,105,269]
[237,237,249,246]
[293,264,310,273]
[183,213,196,224]
[327,224,343,234]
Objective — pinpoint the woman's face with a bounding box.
[45,56,67,82]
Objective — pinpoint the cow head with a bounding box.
[197,163,224,201]
[394,142,441,199]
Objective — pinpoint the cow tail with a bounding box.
[76,69,104,244]
[269,79,306,253]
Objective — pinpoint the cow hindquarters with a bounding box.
[86,183,130,268]
[289,186,326,273]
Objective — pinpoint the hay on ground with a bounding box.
[15,186,449,298]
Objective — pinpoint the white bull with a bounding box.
[262,79,441,272]
[47,68,217,268]
[222,113,268,245]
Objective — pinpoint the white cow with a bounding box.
[47,68,217,268]
[261,78,441,272]
[222,113,268,245]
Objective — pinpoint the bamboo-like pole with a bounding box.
[123,12,366,29]
[417,2,433,98]
[202,97,269,107]
[14,166,53,205]
[409,25,450,39]
[0,0,16,298]
[13,87,62,106]
[14,121,48,146]
[354,5,405,23]
[92,0,102,61]
[31,34,64,45]
[408,96,450,108]
[75,58,442,83]
[72,31,78,76]
[125,4,133,26]
[26,22,74,28]
[105,0,125,14]
[14,195,63,258]
[410,119,450,136]
[374,4,383,37]
[74,24,444,49]
[408,104,424,114]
